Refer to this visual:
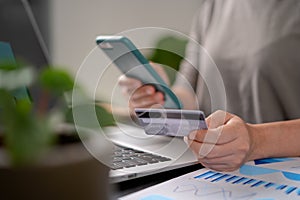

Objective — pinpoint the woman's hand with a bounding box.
[118,63,169,111]
[184,110,254,171]
[119,75,165,108]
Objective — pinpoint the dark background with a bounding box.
[0,0,51,105]
[0,0,50,67]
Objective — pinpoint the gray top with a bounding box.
[174,0,300,123]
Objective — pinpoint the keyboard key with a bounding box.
[111,145,171,169]
[111,163,123,170]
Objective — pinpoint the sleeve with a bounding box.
[173,1,213,92]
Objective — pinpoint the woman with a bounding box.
[119,0,300,170]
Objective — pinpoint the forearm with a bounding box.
[247,119,300,160]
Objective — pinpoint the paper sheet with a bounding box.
[120,157,300,200]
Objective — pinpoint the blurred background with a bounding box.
[1,0,201,106]
[0,2,202,197]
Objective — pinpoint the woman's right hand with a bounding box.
[118,62,169,111]
[118,75,165,111]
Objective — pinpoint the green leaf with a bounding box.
[0,92,55,166]
[39,68,74,96]
[95,105,116,127]
[0,60,29,71]
[65,104,115,129]
[0,61,17,71]
[0,89,16,128]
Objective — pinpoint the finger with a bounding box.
[186,135,249,169]
[189,117,245,146]
[188,126,236,145]
[189,145,240,171]
[192,142,217,159]
[200,154,244,171]
[130,85,156,100]
[188,126,248,151]
[185,134,237,159]
[130,92,164,108]
[187,111,235,147]
[201,162,240,172]
[206,110,234,128]
[118,75,142,95]
[185,136,216,158]
[188,128,222,145]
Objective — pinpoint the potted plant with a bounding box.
[0,61,115,200]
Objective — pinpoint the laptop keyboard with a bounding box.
[111,145,172,170]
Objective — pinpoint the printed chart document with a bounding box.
[120,157,300,200]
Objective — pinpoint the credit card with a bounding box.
[135,108,207,137]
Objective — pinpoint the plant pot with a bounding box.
[0,129,112,200]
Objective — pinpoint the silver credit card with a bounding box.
[135,108,207,137]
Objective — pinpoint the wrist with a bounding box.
[246,123,267,161]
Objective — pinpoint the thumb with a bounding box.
[206,110,234,128]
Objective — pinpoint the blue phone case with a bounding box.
[96,36,182,109]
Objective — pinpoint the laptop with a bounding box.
[104,122,198,183]
[0,0,199,184]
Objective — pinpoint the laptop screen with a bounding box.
[0,0,50,66]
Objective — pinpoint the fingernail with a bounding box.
[146,88,153,95]
[183,136,188,144]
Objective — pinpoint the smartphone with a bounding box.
[135,108,207,137]
[96,35,182,109]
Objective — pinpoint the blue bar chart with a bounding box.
[121,157,300,200]
[194,170,300,196]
